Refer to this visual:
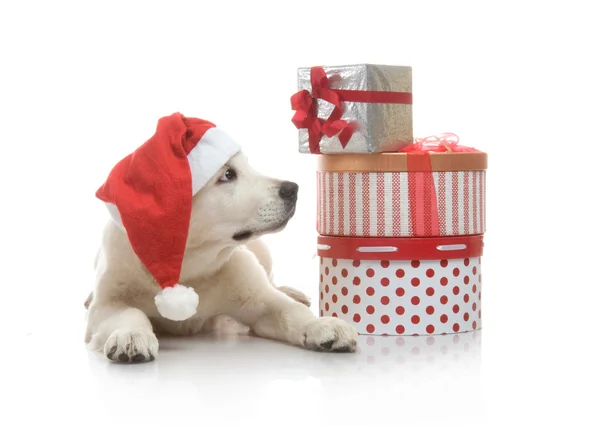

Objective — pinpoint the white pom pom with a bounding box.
[154,284,199,321]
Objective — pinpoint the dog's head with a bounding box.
[187,152,298,246]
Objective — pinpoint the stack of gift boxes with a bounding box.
[291,64,487,336]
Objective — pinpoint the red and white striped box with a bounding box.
[317,234,484,336]
[316,152,487,237]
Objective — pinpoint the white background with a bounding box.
[1,1,599,425]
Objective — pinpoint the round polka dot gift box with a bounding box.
[318,235,483,336]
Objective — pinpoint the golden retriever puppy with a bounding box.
[85,124,357,362]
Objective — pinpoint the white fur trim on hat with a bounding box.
[154,284,199,321]
[188,127,241,195]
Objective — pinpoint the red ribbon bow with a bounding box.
[400,133,480,153]
[291,66,413,154]
[291,67,353,154]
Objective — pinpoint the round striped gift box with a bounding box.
[316,152,487,238]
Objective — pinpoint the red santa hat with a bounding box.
[96,112,241,321]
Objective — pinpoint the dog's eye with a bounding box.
[218,168,237,183]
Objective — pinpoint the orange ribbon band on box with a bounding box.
[291,66,413,154]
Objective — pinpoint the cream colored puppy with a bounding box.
[85,152,358,362]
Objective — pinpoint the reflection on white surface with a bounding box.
[85,331,481,383]
[356,331,481,368]
[8,326,483,426]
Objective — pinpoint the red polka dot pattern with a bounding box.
[319,256,482,336]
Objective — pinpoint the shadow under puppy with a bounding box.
[85,113,358,363]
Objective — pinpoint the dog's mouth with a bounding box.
[232,204,296,242]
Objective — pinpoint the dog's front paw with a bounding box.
[104,328,158,363]
[304,317,358,353]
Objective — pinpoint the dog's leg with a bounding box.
[276,286,311,307]
[245,240,311,307]
[220,250,357,352]
[85,303,158,363]
[83,292,93,309]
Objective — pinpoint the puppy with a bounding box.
[85,152,358,362]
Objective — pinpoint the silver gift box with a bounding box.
[296,64,413,154]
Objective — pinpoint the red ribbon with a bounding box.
[291,66,413,154]
[399,133,478,237]
[400,133,480,153]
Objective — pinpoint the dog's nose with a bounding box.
[279,181,299,201]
